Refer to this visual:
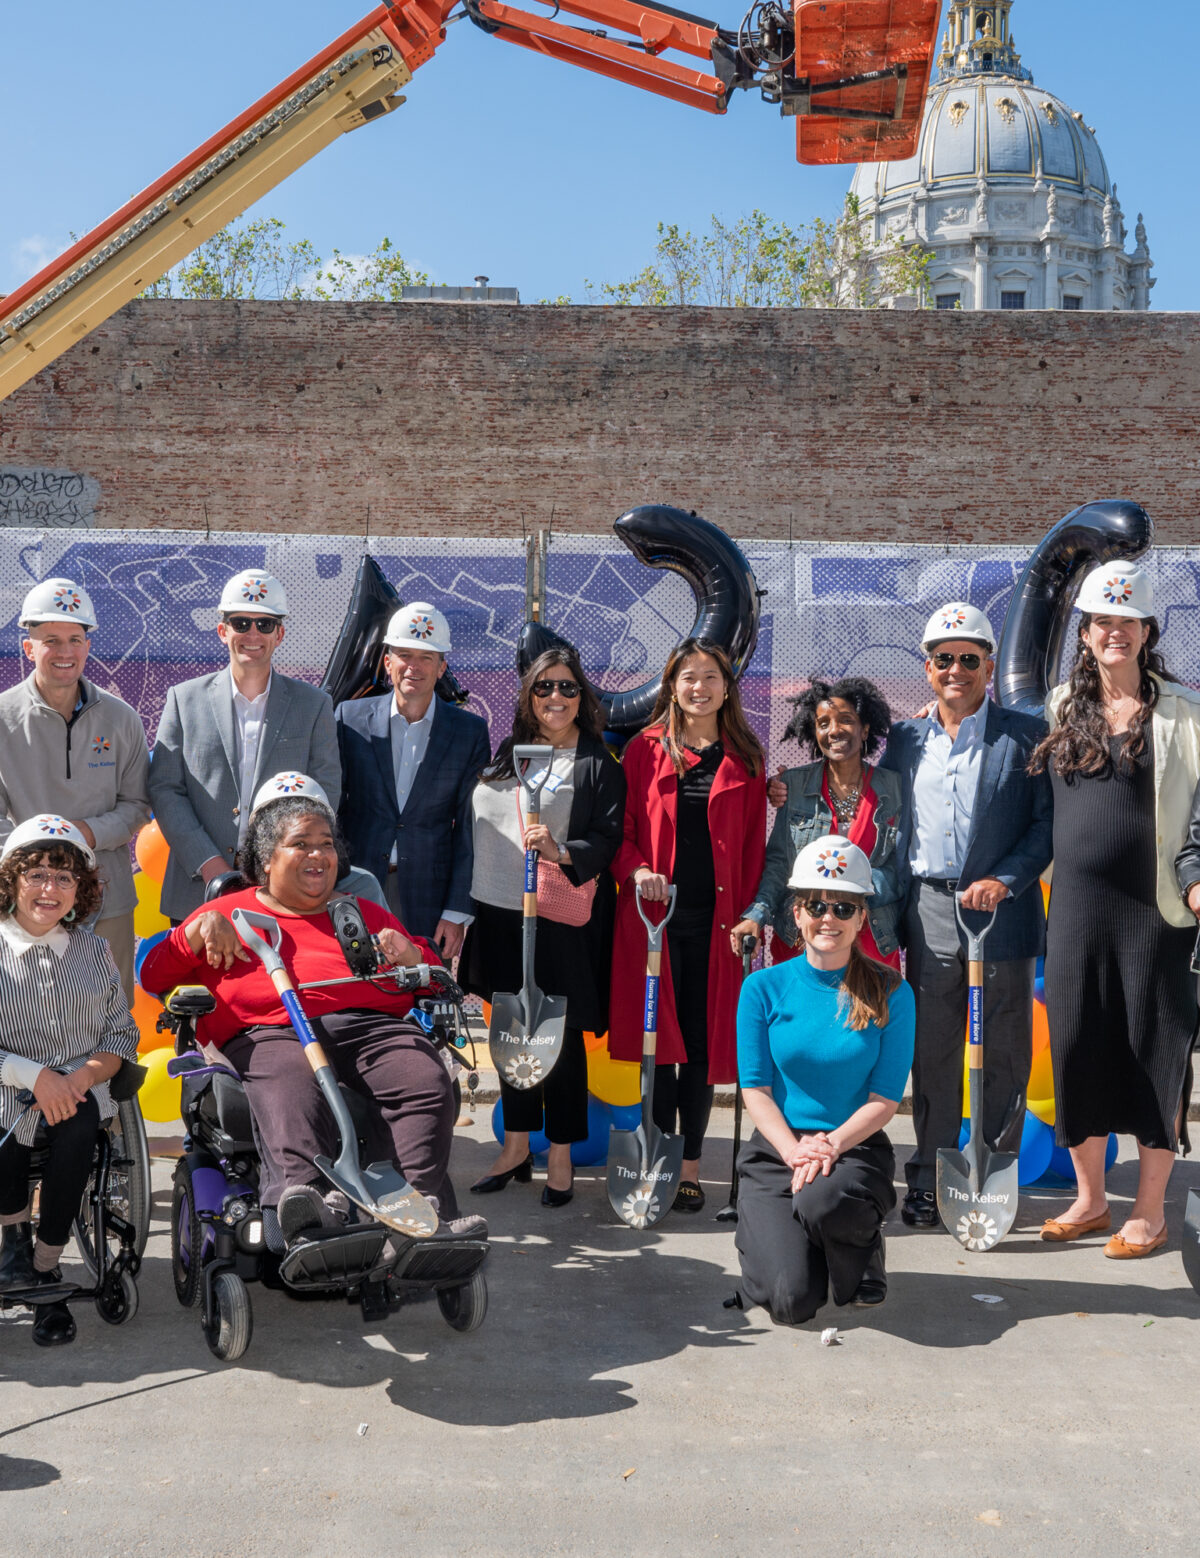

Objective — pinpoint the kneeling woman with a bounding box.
[0,818,139,1346]
[733,837,914,1324]
[142,782,468,1245]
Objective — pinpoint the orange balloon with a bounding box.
[583,1029,607,1053]
[1031,1000,1050,1056]
[134,820,170,885]
[132,984,168,1055]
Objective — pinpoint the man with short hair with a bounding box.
[0,578,151,998]
[150,569,341,922]
[880,602,1052,1227]
[335,602,489,960]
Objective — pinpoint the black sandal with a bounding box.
[673,1181,705,1213]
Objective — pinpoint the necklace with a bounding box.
[827,766,863,829]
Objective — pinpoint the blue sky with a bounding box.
[2,1,1192,307]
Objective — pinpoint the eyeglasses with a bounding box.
[531,679,583,699]
[20,869,79,891]
[800,900,861,921]
[225,616,282,634]
[930,651,984,671]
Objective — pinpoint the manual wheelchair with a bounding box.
[159,897,490,1363]
[0,1068,150,1333]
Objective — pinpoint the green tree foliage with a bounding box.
[588,197,932,309]
[142,218,429,300]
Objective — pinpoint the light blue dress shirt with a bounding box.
[908,699,988,881]
[389,694,435,817]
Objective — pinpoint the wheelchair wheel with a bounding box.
[206,1271,253,1362]
[436,1269,488,1333]
[171,1162,204,1308]
[95,1269,139,1326]
[74,1097,152,1280]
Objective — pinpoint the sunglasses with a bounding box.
[930,651,983,671]
[531,679,582,699]
[225,615,282,634]
[800,900,861,921]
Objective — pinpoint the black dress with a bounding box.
[1045,732,1195,1151]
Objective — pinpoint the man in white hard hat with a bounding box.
[149,569,341,921]
[334,602,489,959]
[879,601,1052,1228]
[0,578,150,998]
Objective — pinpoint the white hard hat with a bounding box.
[787,835,874,897]
[921,601,995,654]
[1075,562,1154,620]
[219,570,289,618]
[0,814,96,868]
[250,772,333,818]
[18,577,98,631]
[383,602,451,655]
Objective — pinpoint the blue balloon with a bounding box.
[570,1097,614,1167]
[489,1099,549,1156]
[134,929,169,990]
[957,1110,1054,1188]
[1047,1133,1118,1182]
[607,1102,642,1131]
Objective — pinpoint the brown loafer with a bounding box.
[1103,1227,1168,1259]
[1040,1212,1111,1242]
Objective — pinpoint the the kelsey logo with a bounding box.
[1103,574,1133,606]
[241,577,269,603]
[92,736,110,755]
[409,611,436,640]
[940,606,967,631]
[815,847,849,880]
[37,815,72,837]
[53,586,83,615]
[275,773,307,793]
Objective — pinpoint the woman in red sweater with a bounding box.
[609,638,766,1213]
[141,786,468,1245]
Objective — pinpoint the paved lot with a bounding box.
[2,1112,1198,1558]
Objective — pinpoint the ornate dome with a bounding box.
[848,1,1153,312]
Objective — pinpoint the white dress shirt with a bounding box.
[231,670,271,845]
[908,699,988,881]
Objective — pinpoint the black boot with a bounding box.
[0,1222,35,1290]
[851,1240,887,1308]
[30,1267,76,1347]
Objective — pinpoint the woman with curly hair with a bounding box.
[1035,563,1200,1258]
[462,645,626,1206]
[733,677,904,971]
[609,637,766,1212]
[0,816,138,1346]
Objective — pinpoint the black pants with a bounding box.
[652,926,713,1161]
[222,1009,458,1217]
[0,1093,100,1248]
[500,1023,588,1144]
[734,1129,896,1325]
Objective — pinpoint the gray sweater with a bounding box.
[0,673,151,917]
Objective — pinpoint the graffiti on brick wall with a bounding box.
[0,469,99,528]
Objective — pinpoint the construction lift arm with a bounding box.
[0,0,939,403]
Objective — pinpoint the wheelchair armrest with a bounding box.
[109,1058,148,1102]
[205,870,247,902]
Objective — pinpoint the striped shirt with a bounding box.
[0,921,139,1146]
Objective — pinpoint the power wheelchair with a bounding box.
[159,887,489,1363]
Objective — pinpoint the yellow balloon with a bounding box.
[138,1045,182,1123]
[1028,1094,1057,1127]
[133,871,169,940]
[587,1046,642,1108]
[1027,1040,1054,1102]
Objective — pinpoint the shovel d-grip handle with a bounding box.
[230,907,285,974]
[635,880,676,953]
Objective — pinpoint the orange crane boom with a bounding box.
[0,0,939,403]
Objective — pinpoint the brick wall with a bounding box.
[2,300,1199,541]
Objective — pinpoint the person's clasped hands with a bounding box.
[787,1132,841,1190]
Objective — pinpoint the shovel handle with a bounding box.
[513,744,556,814]
[231,907,285,975]
[953,893,999,964]
[635,881,676,952]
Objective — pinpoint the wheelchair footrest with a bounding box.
[277,1227,390,1291]
[389,1238,489,1288]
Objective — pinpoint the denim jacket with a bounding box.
[741,760,905,957]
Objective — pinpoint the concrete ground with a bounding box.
[2,1111,1198,1558]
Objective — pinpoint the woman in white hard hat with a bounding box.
[1033,562,1200,1258]
[0,817,138,1346]
[730,836,914,1324]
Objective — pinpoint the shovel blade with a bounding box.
[936,1147,1019,1250]
[1184,1191,1200,1296]
[487,987,567,1091]
[314,1154,439,1239]
[606,1124,684,1229]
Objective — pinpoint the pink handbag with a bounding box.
[515,790,595,926]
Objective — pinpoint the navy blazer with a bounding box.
[879,700,1052,961]
[335,694,490,939]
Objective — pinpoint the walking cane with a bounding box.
[715,934,757,1223]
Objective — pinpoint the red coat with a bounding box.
[608,728,767,1084]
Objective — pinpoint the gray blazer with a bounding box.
[149,670,342,920]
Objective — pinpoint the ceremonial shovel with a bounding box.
[230,907,439,1238]
[936,896,1019,1252]
[1183,1192,1200,1295]
[487,745,568,1091]
[608,884,683,1230]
